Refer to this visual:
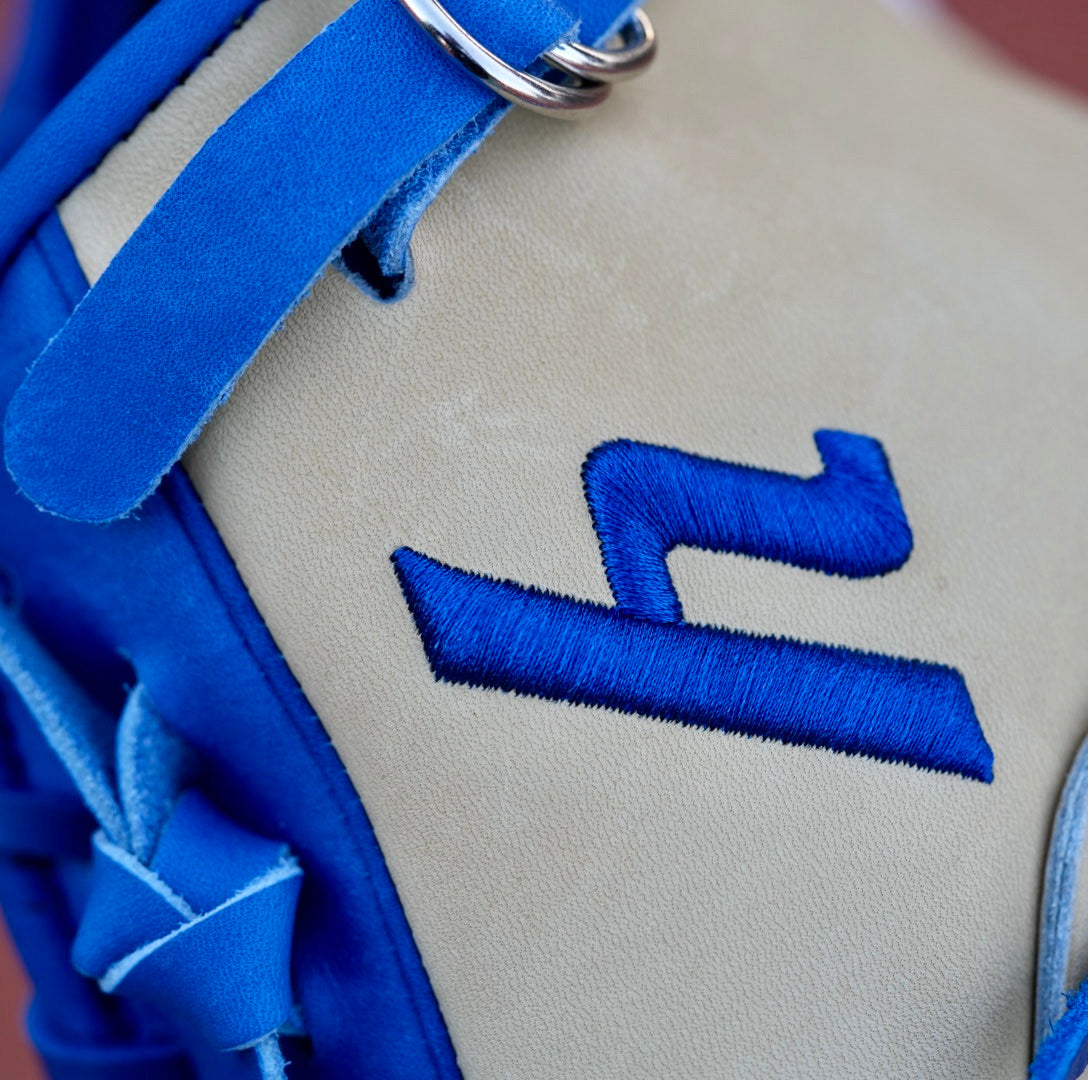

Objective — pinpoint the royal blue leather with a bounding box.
[74,802,303,1055]
[0,0,154,169]
[0,0,259,267]
[0,639,304,1066]
[4,0,638,522]
[0,213,461,1078]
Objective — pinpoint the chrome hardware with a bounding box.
[397,0,656,116]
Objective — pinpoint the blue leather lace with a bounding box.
[1032,735,1088,1079]
[0,603,302,1079]
[0,0,637,1074]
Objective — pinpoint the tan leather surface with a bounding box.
[59,0,355,277]
[58,0,1088,1076]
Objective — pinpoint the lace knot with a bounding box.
[74,791,302,1052]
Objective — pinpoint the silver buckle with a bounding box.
[397,0,656,116]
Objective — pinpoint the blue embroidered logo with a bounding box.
[393,430,993,782]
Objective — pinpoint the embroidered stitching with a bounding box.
[393,430,993,782]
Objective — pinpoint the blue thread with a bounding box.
[393,432,993,782]
[393,549,991,780]
[584,431,913,622]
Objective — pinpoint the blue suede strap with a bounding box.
[0,211,460,1078]
[4,0,636,522]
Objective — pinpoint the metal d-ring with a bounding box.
[545,8,656,84]
[397,0,656,116]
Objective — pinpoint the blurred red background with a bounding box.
[946,0,1088,99]
[0,0,1084,1076]
[0,924,43,1079]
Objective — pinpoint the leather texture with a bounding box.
[0,219,461,1078]
[7,0,627,523]
[58,0,1088,1076]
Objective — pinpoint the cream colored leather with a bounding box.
[59,0,356,272]
[59,1,1088,1076]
